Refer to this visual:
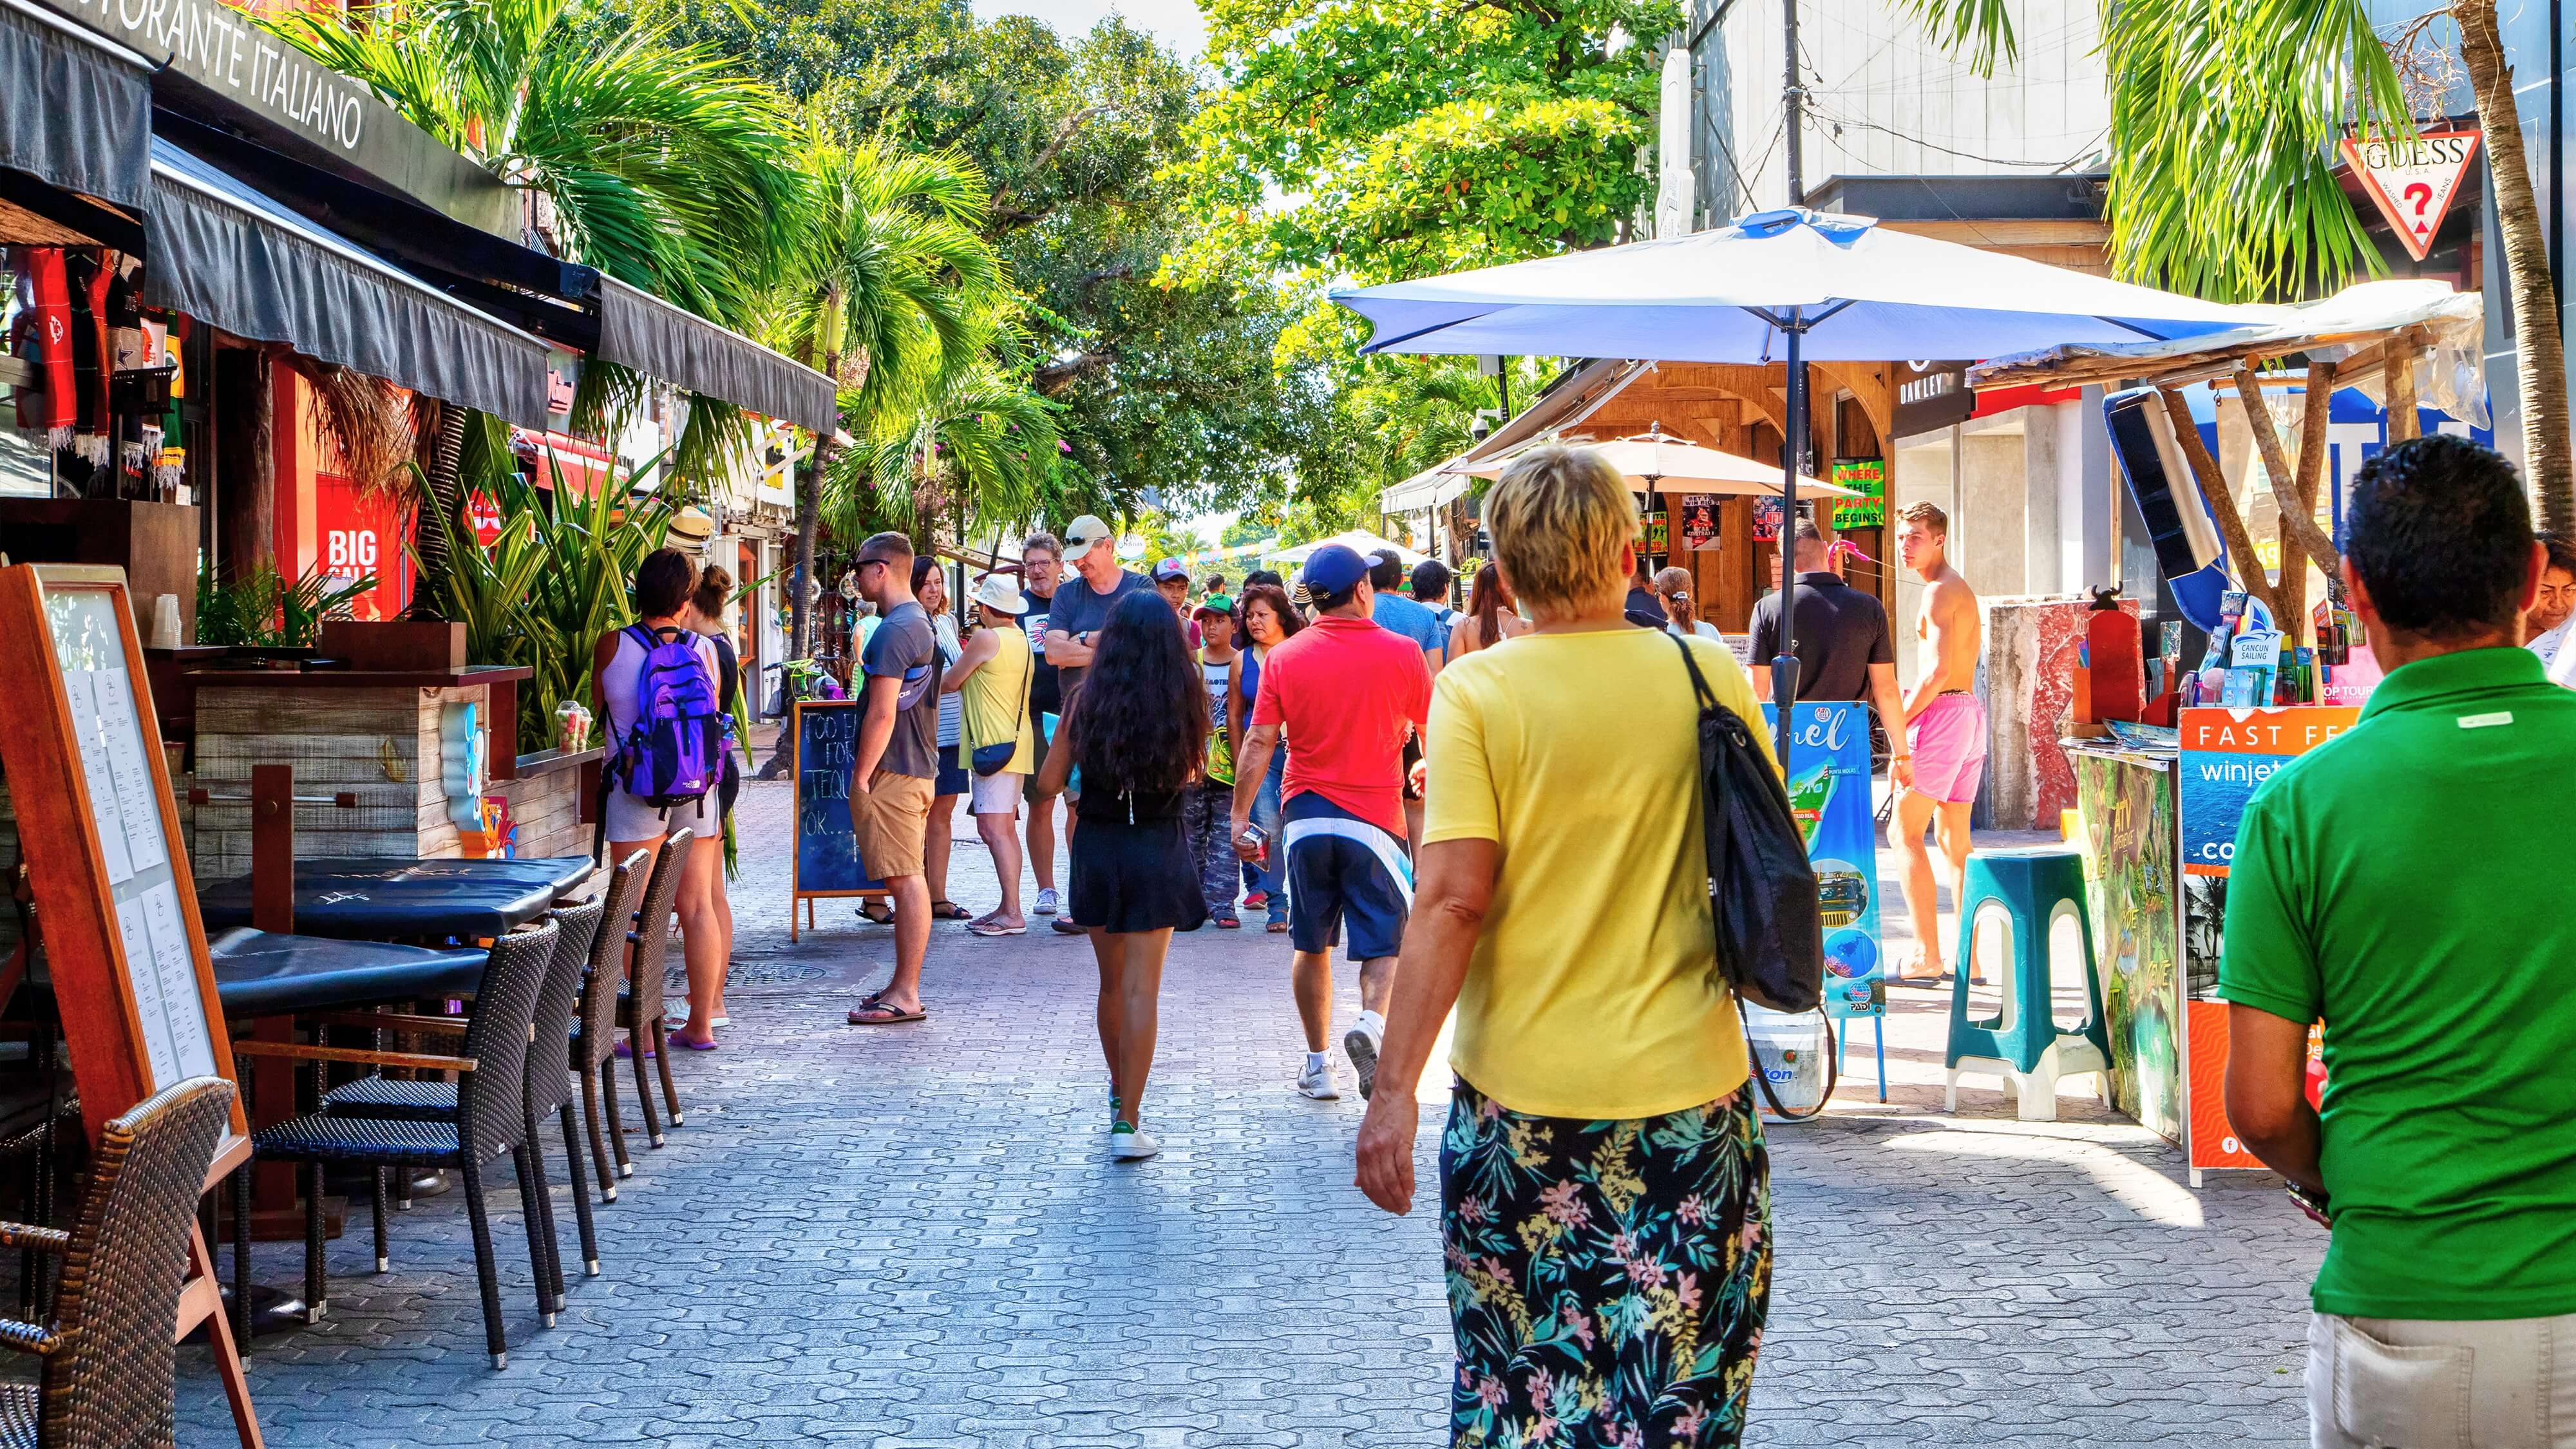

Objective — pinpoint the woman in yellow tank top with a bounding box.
[942,574,1039,934]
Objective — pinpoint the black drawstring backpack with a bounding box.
[1671,634,1837,1119]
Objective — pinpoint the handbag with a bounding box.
[1670,634,1837,1119]
[971,634,1032,777]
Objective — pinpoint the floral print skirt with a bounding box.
[1439,1078,1771,1448]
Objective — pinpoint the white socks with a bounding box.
[1305,1050,1329,1072]
[1356,1010,1385,1040]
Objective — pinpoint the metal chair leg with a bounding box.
[578,1063,618,1198]
[556,1103,600,1276]
[517,1106,564,1317]
[302,1160,327,1323]
[650,1018,684,1128]
[458,1158,508,1370]
[370,1167,389,1273]
[627,1028,665,1150]
[509,1142,558,1326]
[600,1061,635,1179]
[231,1164,253,1352]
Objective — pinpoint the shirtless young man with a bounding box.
[1888,502,1986,986]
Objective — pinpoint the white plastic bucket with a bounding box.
[1741,1003,1829,1117]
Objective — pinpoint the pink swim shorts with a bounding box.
[1908,692,1987,804]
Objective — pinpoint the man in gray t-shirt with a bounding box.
[862,599,940,779]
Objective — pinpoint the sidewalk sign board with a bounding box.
[0,564,263,1446]
[788,699,887,940]
[1763,700,1888,1100]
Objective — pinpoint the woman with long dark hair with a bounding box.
[1233,583,1302,933]
[1034,591,1209,1160]
[1444,563,1528,663]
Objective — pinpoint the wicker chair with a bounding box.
[612,829,693,1148]
[316,898,609,1302]
[232,921,558,1369]
[570,851,652,1194]
[0,1075,234,1449]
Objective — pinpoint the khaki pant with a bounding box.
[2310,1311,2576,1448]
[849,769,933,880]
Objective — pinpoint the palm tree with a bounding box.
[1904,0,2570,527]
[767,135,1005,666]
[267,0,806,605]
[824,354,1066,547]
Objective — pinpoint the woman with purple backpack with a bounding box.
[593,548,732,1052]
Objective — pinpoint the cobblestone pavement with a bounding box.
[156,777,2322,1446]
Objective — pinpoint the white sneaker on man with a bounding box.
[1296,1053,1341,1101]
[1344,1012,1385,1101]
[1109,1124,1160,1160]
[1034,887,1060,916]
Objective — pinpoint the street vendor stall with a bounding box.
[1972,281,2478,1173]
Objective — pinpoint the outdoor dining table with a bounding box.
[195,855,595,941]
[206,928,491,1016]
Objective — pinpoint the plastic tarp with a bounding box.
[144,136,551,426]
[0,0,149,206]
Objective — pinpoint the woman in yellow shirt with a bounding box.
[942,573,1039,936]
[1355,444,1777,1448]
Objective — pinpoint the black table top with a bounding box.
[272,856,598,896]
[208,929,489,1017]
[196,859,569,941]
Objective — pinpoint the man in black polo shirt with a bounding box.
[1748,522,1911,788]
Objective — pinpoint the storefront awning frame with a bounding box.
[0,0,150,207]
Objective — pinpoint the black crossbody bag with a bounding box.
[971,636,1032,777]
[1670,634,1837,1119]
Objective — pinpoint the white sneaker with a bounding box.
[1344,1019,1384,1101]
[1109,1125,1160,1160]
[1296,1056,1341,1101]
[1034,887,1060,916]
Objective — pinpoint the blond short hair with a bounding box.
[1899,500,1948,537]
[1485,444,1634,613]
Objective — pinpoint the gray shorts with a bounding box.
[604,786,715,845]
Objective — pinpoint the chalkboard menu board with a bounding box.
[790,699,886,938]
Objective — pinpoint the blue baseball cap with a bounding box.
[1300,544,1369,597]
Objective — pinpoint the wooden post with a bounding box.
[2231,362,2342,583]
[2385,334,2421,442]
[249,764,293,935]
[2155,386,2282,620]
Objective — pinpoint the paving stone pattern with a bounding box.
[151,779,2322,1446]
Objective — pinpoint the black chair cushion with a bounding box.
[320,1077,458,1121]
[251,1114,462,1166]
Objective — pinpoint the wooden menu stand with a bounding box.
[0,565,264,1448]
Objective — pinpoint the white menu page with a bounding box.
[44,588,212,1092]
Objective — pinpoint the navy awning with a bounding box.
[0,0,149,207]
[597,277,838,435]
[143,137,551,427]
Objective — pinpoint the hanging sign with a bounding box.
[1752,496,1783,544]
[2338,130,2481,261]
[466,488,506,547]
[1830,457,1887,529]
[1678,495,1719,551]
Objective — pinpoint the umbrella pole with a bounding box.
[1772,317,1803,766]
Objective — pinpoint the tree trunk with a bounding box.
[2157,386,2283,620]
[406,402,466,621]
[2459,0,2574,530]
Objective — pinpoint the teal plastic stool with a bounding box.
[1944,846,2112,1121]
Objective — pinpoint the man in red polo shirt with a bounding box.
[1231,544,1433,1101]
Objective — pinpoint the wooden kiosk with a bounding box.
[0,564,263,1446]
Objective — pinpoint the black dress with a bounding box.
[1068,784,1209,934]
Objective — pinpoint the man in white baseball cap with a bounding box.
[1039,515,1148,934]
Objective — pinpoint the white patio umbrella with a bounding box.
[1268,529,1426,567]
[1463,428,1862,498]
[1331,207,2262,757]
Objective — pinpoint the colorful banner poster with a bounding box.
[1830,457,1887,529]
[1762,701,1882,1019]
[2177,708,2360,876]
[2176,706,2352,1170]
[1678,495,1719,551]
[2071,752,2183,1144]
[1752,496,1782,543]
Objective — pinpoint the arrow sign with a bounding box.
[2339,130,2481,261]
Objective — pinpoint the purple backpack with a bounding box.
[611,623,729,810]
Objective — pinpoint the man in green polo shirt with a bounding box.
[2221,435,2576,1449]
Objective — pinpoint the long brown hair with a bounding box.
[1467,565,1512,641]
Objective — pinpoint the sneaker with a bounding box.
[1109,1124,1161,1160]
[1344,1018,1384,1101]
[1242,891,1268,911]
[1034,887,1060,916]
[1296,1057,1341,1101]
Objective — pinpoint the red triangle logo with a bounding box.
[2339,131,2481,261]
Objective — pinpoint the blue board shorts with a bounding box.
[1282,793,1414,961]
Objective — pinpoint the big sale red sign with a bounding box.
[313,473,414,620]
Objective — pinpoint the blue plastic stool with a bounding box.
[1944,846,2112,1121]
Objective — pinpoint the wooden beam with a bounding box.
[2233,361,2340,575]
[2385,332,2421,441]
[2156,386,2282,620]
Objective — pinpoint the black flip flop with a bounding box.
[855,902,895,925]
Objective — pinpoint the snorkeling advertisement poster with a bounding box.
[1763,701,1883,1019]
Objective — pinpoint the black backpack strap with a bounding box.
[1668,630,1722,715]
